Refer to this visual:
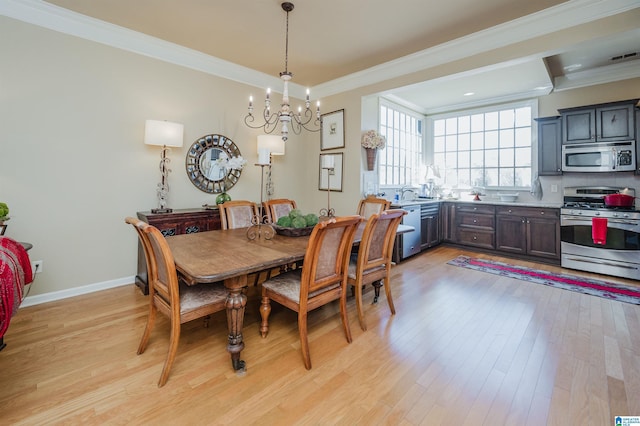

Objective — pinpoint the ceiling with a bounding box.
[17,0,640,113]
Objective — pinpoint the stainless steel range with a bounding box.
[561,186,640,280]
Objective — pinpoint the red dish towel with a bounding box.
[592,217,608,245]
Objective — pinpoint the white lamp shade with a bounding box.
[144,120,184,147]
[257,134,285,156]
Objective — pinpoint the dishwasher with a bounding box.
[399,204,421,260]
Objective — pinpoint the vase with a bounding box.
[216,192,231,205]
[365,148,377,171]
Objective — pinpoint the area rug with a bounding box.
[447,255,640,305]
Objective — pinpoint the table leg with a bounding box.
[224,275,248,371]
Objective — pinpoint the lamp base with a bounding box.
[151,208,173,214]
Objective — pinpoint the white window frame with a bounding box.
[427,99,538,191]
[378,100,424,189]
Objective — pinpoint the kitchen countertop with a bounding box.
[391,198,562,209]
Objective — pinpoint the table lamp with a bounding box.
[257,135,285,199]
[145,119,184,213]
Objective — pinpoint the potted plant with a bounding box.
[0,202,9,223]
[361,130,386,171]
[0,202,9,235]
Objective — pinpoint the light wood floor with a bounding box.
[2,246,640,425]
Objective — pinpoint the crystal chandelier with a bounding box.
[244,2,320,141]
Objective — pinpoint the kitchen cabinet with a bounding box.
[559,99,638,144]
[420,203,441,249]
[454,203,495,250]
[496,206,560,260]
[636,108,640,175]
[135,208,221,294]
[536,116,562,175]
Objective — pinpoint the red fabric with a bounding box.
[1,236,33,337]
[592,217,608,245]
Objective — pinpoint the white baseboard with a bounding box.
[20,276,136,308]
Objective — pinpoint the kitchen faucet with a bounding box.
[400,186,416,200]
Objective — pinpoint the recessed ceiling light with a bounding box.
[463,92,475,96]
[563,63,582,72]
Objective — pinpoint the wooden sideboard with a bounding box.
[135,208,221,294]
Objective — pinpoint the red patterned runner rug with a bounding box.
[448,255,640,305]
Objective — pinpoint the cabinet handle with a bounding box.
[508,209,512,213]
[473,219,477,223]
[522,219,525,223]
[540,211,545,215]
[527,220,530,224]
[473,236,477,240]
[473,207,477,211]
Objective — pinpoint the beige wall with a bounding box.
[0,17,319,298]
[2,10,639,301]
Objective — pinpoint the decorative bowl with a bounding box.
[498,193,519,202]
[272,224,315,237]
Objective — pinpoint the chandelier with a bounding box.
[244,2,320,141]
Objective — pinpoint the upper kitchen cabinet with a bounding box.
[559,99,638,144]
[535,116,562,175]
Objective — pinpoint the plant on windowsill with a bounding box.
[361,130,386,171]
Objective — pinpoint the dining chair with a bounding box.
[219,200,259,229]
[347,209,406,331]
[125,217,227,387]
[357,195,391,219]
[262,198,297,224]
[259,215,363,369]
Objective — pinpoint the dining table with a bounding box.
[166,222,414,371]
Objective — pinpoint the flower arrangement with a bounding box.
[361,130,386,150]
[216,155,247,171]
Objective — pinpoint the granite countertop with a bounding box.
[390,198,562,209]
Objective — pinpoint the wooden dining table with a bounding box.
[166,222,414,371]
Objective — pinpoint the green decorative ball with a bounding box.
[216,192,231,205]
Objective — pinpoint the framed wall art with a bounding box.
[318,153,343,191]
[320,109,345,151]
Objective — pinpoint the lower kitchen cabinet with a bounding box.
[454,203,496,250]
[420,203,441,249]
[496,206,560,260]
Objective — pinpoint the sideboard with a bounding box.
[135,208,221,294]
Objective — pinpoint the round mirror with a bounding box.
[186,134,242,194]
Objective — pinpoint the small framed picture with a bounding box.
[319,153,343,192]
[320,109,345,151]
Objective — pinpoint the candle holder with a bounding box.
[247,163,275,240]
[319,166,335,218]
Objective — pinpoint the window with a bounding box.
[431,101,534,189]
[378,102,423,187]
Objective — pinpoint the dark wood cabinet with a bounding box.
[560,99,638,144]
[454,203,495,250]
[536,116,562,175]
[135,208,221,294]
[636,108,640,175]
[495,206,560,260]
[420,203,441,249]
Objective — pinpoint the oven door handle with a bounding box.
[562,216,638,226]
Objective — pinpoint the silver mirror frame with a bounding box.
[186,134,242,194]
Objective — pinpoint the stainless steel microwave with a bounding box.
[561,140,636,172]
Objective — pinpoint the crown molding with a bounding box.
[2,0,639,100]
[553,59,640,91]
